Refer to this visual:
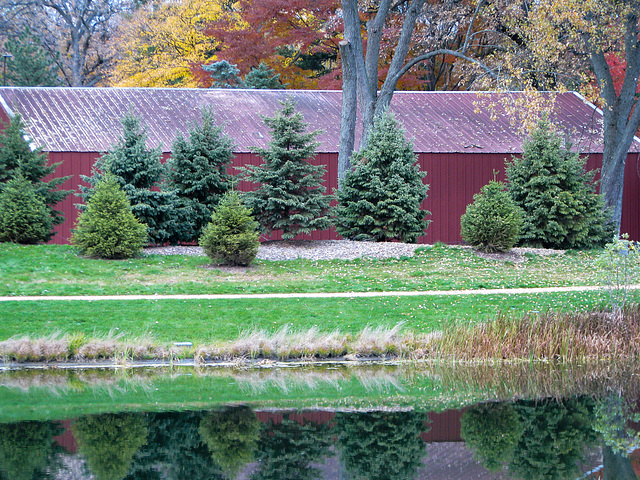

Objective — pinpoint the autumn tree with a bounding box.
[110,0,223,87]
[0,0,134,86]
[521,0,640,232]
[199,0,340,89]
[337,0,505,179]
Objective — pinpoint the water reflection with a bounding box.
[0,396,638,479]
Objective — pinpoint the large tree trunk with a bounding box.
[338,40,357,183]
[585,7,640,233]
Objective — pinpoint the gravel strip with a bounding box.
[144,240,423,261]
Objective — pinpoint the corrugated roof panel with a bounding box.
[0,87,633,154]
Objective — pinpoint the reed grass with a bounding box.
[4,306,640,364]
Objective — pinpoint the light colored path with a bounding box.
[1,285,639,302]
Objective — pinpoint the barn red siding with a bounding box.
[41,149,640,245]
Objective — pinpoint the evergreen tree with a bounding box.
[335,112,430,243]
[80,111,186,244]
[167,108,234,240]
[0,174,53,244]
[242,98,333,239]
[203,60,245,88]
[0,114,70,235]
[244,63,285,89]
[72,174,147,259]
[507,119,614,249]
[199,406,261,479]
[73,413,148,480]
[199,191,260,266]
[460,180,523,252]
[251,417,332,480]
[335,411,428,480]
[4,26,61,86]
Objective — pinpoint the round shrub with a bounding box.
[199,191,260,266]
[0,174,53,244]
[460,180,523,252]
[72,174,148,259]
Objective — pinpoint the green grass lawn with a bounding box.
[0,243,603,297]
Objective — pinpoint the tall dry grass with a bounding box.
[428,305,640,362]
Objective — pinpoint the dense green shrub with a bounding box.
[0,114,70,237]
[80,111,187,244]
[335,112,430,243]
[460,180,523,252]
[167,108,234,241]
[0,174,53,244]
[199,191,260,266]
[507,119,613,249]
[72,175,147,259]
[241,98,333,239]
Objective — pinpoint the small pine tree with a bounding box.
[4,26,61,86]
[167,108,235,240]
[460,180,523,252]
[0,174,53,244]
[241,98,333,239]
[0,114,70,236]
[199,191,260,266]
[244,63,285,89]
[507,118,613,249]
[335,112,430,243]
[72,174,147,259]
[203,60,245,88]
[80,111,186,244]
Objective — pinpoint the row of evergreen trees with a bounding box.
[0,98,615,259]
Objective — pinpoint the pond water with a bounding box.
[1,362,639,479]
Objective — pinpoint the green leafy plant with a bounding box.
[199,191,260,266]
[167,107,235,241]
[72,174,148,259]
[460,180,523,252]
[506,118,613,249]
[596,234,640,317]
[241,98,333,239]
[0,174,53,244]
[335,111,430,243]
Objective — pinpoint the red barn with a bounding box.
[0,87,638,244]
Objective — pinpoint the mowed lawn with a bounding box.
[0,243,624,343]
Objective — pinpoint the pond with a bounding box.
[1,361,639,479]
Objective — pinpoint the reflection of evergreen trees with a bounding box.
[250,415,332,480]
[462,397,599,480]
[461,402,523,470]
[200,406,261,479]
[0,420,62,480]
[73,413,148,480]
[335,411,428,480]
[124,411,222,480]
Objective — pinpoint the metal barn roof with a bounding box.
[0,87,627,154]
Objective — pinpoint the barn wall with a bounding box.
[37,149,640,246]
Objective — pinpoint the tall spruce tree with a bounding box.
[80,111,186,244]
[167,108,234,240]
[3,27,61,86]
[506,119,614,249]
[242,98,333,239]
[335,112,430,243]
[0,114,70,239]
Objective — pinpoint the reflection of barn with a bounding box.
[51,408,608,479]
[1,87,638,245]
